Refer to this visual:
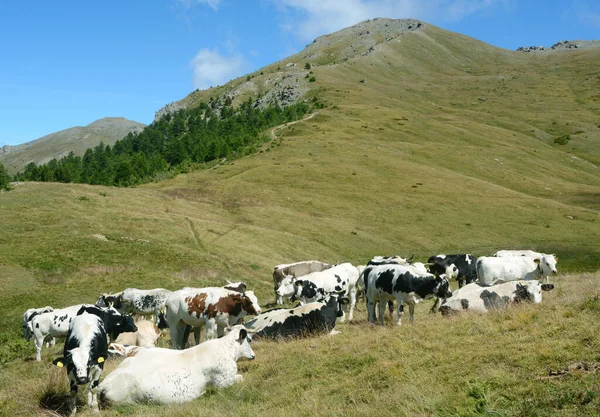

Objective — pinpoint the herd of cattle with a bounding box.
[21,249,558,415]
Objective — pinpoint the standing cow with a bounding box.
[52,312,108,416]
[22,306,55,347]
[362,264,452,326]
[427,254,477,288]
[272,261,332,305]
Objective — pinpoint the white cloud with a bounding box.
[273,0,511,41]
[176,0,222,11]
[191,49,247,90]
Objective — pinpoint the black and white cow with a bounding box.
[439,280,555,315]
[245,294,347,339]
[52,312,108,416]
[276,262,360,321]
[427,254,476,288]
[363,264,452,325]
[109,288,172,323]
[76,305,138,341]
[22,306,55,347]
[272,260,332,305]
[30,304,87,361]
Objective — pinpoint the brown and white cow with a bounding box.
[165,287,261,349]
[272,261,332,305]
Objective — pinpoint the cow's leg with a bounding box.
[87,368,102,413]
[366,297,376,323]
[217,325,225,338]
[34,332,46,361]
[377,301,386,325]
[458,278,464,288]
[68,375,78,417]
[387,300,394,321]
[430,297,440,314]
[193,327,201,345]
[205,318,217,340]
[408,302,416,323]
[348,287,357,321]
[170,320,187,349]
[396,298,404,326]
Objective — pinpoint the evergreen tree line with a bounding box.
[14,99,311,187]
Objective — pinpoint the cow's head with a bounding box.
[113,313,138,334]
[276,276,297,300]
[294,281,326,302]
[515,281,543,304]
[535,256,558,278]
[240,291,262,315]
[53,348,106,385]
[231,326,255,361]
[432,276,452,299]
[445,264,459,280]
[95,293,123,310]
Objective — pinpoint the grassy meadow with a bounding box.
[1,20,599,416]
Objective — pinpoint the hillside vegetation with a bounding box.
[0,18,599,416]
[0,117,146,175]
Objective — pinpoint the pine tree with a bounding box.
[0,162,10,190]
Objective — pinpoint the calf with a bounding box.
[439,280,555,315]
[52,312,108,416]
[98,325,255,405]
[272,260,332,305]
[22,306,55,347]
[165,287,261,349]
[277,262,360,321]
[476,255,558,286]
[30,304,87,361]
[76,305,138,341]
[245,294,347,339]
[427,254,476,288]
[363,264,452,325]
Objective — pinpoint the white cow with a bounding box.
[22,306,55,347]
[476,255,558,286]
[30,304,87,361]
[494,249,554,259]
[98,325,255,405]
[439,280,554,315]
[276,262,360,321]
[272,260,332,304]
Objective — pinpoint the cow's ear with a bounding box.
[533,258,541,265]
[294,280,303,287]
[52,357,65,367]
[238,329,248,342]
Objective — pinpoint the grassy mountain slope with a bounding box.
[0,19,599,416]
[0,117,146,174]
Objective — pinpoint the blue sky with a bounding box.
[1,0,598,146]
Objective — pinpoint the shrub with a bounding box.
[554,135,571,145]
[305,63,311,70]
[309,76,317,82]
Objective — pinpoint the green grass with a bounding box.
[0,20,599,417]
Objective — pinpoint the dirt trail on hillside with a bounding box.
[270,111,320,140]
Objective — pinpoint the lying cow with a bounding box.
[52,311,108,415]
[98,325,255,405]
[165,287,261,349]
[367,255,413,266]
[22,306,55,347]
[107,343,143,358]
[30,304,87,361]
[439,280,555,315]
[362,264,452,326]
[114,319,165,348]
[276,262,360,321]
[245,294,347,339]
[272,260,332,305]
[427,254,476,288]
[476,255,558,286]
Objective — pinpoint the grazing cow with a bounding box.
[95,292,123,309]
[30,304,87,361]
[272,260,332,305]
[114,319,165,348]
[76,305,138,341]
[52,312,108,416]
[367,255,413,266]
[98,325,255,405]
[22,306,55,346]
[476,255,558,286]
[427,254,476,288]
[439,280,555,315]
[245,294,347,339]
[276,262,360,321]
[363,264,452,325]
[165,287,261,349]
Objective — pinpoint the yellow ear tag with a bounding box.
[97,357,105,364]
[56,362,64,368]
